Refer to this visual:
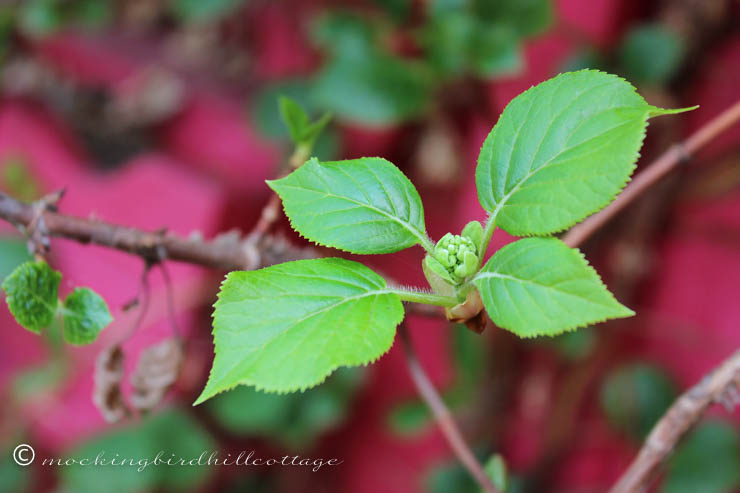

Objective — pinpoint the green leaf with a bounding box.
[61,410,214,493]
[278,96,332,151]
[209,367,364,448]
[388,399,431,435]
[600,363,677,439]
[2,260,61,333]
[18,0,64,38]
[483,454,508,493]
[279,96,311,144]
[472,238,633,337]
[469,24,522,77]
[475,70,693,236]
[170,0,246,23]
[0,237,32,282]
[195,258,404,402]
[268,157,431,254]
[0,447,30,493]
[61,287,112,345]
[311,51,431,126]
[422,12,476,77]
[475,0,553,37]
[662,420,740,493]
[373,0,411,22]
[310,12,375,58]
[619,24,685,85]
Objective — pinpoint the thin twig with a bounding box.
[0,191,313,271]
[399,324,499,493]
[610,348,740,493]
[158,263,182,340]
[564,99,740,248]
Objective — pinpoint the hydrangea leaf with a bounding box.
[2,260,60,333]
[268,157,431,254]
[472,238,633,337]
[61,287,113,345]
[476,70,695,236]
[195,258,404,403]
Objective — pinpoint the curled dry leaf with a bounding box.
[92,344,130,423]
[130,338,184,412]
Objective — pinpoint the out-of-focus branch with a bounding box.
[609,348,740,493]
[564,100,740,247]
[399,324,500,493]
[0,191,313,271]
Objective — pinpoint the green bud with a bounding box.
[430,232,480,284]
[461,220,483,250]
[436,249,451,267]
[462,251,478,275]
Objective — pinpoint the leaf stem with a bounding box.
[419,236,436,255]
[390,289,459,307]
[478,215,497,262]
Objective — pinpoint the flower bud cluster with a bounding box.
[433,233,479,282]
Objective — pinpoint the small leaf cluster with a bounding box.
[2,260,112,345]
[253,0,553,130]
[197,70,696,404]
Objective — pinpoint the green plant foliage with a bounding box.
[662,420,740,493]
[311,11,375,58]
[268,157,431,254]
[61,287,113,345]
[251,81,339,161]
[3,260,112,343]
[619,24,685,85]
[2,157,41,201]
[311,53,431,126]
[549,326,597,360]
[170,0,246,23]
[209,367,364,448]
[0,237,32,281]
[278,96,332,150]
[372,0,411,22]
[201,70,693,404]
[17,0,63,37]
[474,0,552,37]
[61,409,215,493]
[483,454,508,492]
[310,12,431,125]
[475,70,694,236]
[600,363,677,439]
[469,25,522,77]
[473,238,633,337]
[387,398,431,435]
[2,260,61,333]
[195,258,404,402]
[0,446,30,493]
[422,13,521,78]
[426,453,515,493]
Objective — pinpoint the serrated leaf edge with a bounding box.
[472,239,634,338]
[194,259,405,404]
[267,157,431,254]
[477,69,657,237]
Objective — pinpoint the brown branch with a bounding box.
[399,324,500,493]
[0,191,313,271]
[610,348,740,493]
[564,99,740,248]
